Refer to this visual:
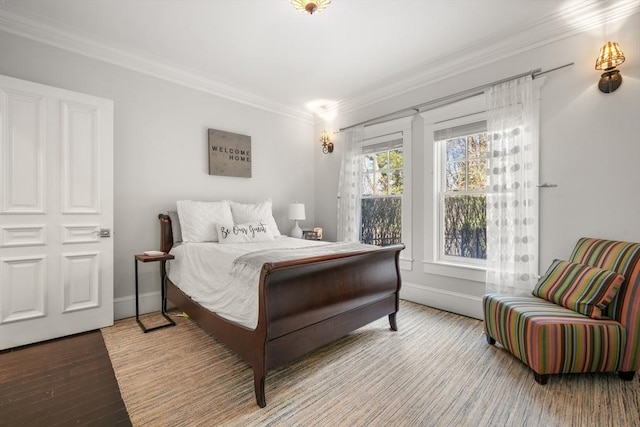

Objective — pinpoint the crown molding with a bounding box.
[337,1,640,115]
[1,2,637,124]
[0,9,315,123]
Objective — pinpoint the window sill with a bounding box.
[422,260,485,283]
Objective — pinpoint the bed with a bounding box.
[157,211,404,407]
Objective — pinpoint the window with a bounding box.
[435,122,488,266]
[340,117,412,271]
[360,140,403,246]
[423,96,487,281]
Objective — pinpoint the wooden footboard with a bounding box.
[158,213,403,407]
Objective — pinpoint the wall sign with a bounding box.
[208,129,252,178]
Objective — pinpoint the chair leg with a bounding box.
[486,334,496,345]
[533,371,549,385]
[618,371,636,381]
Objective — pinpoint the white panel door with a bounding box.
[0,75,113,350]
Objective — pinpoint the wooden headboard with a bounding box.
[158,213,173,253]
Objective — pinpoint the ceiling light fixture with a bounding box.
[306,99,338,122]
[595,41,625,93]
[291,0,331,15]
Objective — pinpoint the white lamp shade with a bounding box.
[288,203,306,221]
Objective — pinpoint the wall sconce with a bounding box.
[320,129,334,154]
[595,41,625,93]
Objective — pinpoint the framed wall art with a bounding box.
[208,128,252,178]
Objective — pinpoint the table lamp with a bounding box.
[288,203,305,238]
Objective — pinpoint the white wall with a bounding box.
[0,32,317,319]
[315,13,640,318]
[2,12,638,322]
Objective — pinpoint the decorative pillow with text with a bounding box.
[216,221,275,244]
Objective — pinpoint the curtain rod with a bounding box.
[338,62,574,132]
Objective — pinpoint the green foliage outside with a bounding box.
[357,134,488,255]
[361,148,403,246]
[361,197,402,246]
[443,195,486,259]
[443,134,488,259]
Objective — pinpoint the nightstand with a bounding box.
[134,253,176,333]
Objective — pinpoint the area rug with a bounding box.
[102,301,640,426]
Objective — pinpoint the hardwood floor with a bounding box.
[0,330,131,427]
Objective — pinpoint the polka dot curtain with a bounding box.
[337,125,364,242]
[485,76,541,294]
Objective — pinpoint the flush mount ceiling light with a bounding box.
[291,0,331,15]
[306,99,338,122]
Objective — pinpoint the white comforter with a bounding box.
[167,237,377,329]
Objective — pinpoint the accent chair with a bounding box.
[483,238,640,384]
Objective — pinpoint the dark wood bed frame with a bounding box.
[158,213,404,407]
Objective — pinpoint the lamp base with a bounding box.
[290,221,303,239]
[598,69,622,93]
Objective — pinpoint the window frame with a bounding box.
[360,143,403,247]
[361,117,413,271]
[436,127,488,268]
[422,95,487,283]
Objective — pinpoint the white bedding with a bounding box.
[167,237,378,329]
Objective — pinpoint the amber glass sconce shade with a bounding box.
[595,41,625,93]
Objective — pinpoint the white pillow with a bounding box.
[229,199,281,237]
[216,221,275,244]
[176,200,233,242]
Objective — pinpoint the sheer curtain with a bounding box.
[337,125,364,242]
[485,76,542,295]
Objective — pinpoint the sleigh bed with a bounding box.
[158,213,404,407]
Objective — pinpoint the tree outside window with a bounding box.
[440,132,487,260]
[361,147,403,246]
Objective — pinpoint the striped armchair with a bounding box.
[483,238,640,384]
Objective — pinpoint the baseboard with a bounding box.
[400,282,483,320]
[114,291,164,320]
[116,283,484,321]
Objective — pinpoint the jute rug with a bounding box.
[102,301,640,427]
